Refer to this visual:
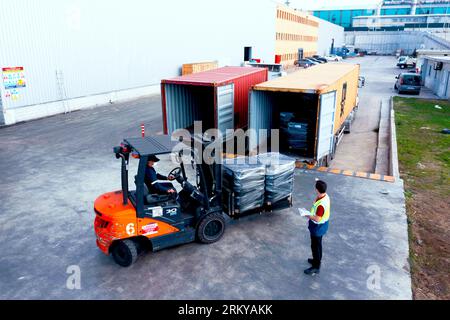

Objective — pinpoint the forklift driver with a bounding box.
[145,155,177,195]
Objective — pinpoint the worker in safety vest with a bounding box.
[304,180,330,275]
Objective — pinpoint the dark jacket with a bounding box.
[145,167,171,194]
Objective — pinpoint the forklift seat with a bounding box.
[143,183,172,205]
[135,175,173,205]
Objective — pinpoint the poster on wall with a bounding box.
[2,67,26,101]
[4,88,21,101]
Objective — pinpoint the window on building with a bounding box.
[429,65,432,76]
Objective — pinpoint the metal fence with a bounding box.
[345,30,450,55]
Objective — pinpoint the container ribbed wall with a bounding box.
[162,67,268,134]
[249,90,275,150]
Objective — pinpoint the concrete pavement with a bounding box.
[0,95,411,299]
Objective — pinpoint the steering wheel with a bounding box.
[168,167,182,182]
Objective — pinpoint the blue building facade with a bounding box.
[313,0,450,30]
[313,9,377,29]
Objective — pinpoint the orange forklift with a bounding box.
[94,135,291,267]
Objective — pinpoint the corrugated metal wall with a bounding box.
[163,68,267,135]
[164,84,214,134]
[0,0,277,122]
[248,90,275,151]
[232,69,268,129]
[345,31,422,54]
[344,31,450,55]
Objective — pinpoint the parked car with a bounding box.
[324,55,343,62]
[295,59,314,68]
[305,58,320,65]
[394,73,421,95]
[312,55,328,63]
[397,56,416,69]
[306,57,325,64]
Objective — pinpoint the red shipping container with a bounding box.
[161,66,268,136]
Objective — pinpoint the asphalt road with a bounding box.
[330,55,438,173]
[0,93,411,299]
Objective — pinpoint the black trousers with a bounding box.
[310,234,323,269]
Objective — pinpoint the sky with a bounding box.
[288,0,382,11]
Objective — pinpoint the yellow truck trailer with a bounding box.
[248,63,360,167]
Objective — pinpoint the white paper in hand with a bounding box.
[298,208,312,217]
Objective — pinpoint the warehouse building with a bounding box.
[313,0,450,31]
[420,55,450,98]
[275,6,319,65]
[317,19,345,57]
[352,13,450,30]
[0,1,332,126]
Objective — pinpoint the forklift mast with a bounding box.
[192,134,223,210]
[114,144,130,205]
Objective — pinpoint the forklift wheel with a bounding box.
[197,213,226,244]
[111,239,138,267]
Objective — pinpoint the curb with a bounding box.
[375,99,390,174]
[389,97,400,179]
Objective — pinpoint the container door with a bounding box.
[216,84,234,138]
[316,91,336,160]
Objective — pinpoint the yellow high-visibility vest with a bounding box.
[310,194,330,225]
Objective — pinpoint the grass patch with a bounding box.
[394,97,449,193]
[393,97,450,299]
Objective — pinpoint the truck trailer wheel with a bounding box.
[111,239,138,267]
[197,213,226,244]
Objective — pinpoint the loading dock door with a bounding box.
[216,84,234,138]
[316,91,336,160]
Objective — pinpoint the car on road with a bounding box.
[307,57,324,64]
[394,73,422,95]
[312,55,328,63]
[324,55,343,62]
[397,56,416,69]
[295,59,314,68]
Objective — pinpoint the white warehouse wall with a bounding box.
[422,58,450,98]
[0,0,278,125]
[317,19,344,56]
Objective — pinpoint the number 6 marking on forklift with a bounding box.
[126,223,135,236]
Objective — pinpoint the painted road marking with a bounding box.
[295,162,395,183]
[221,154,395,183]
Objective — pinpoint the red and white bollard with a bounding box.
[141,123,145,138]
